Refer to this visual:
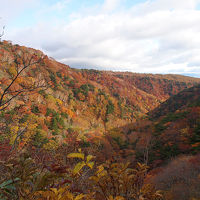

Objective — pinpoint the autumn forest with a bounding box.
[0,40,200,200]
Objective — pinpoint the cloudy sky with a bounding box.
[1,0,200,77]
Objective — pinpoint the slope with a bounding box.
[0,40,200,153]
[112,84,200,167]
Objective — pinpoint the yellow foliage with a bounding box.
[180,127,189,136]
[8,114,45,147]
[20,114,39,144]
[43,139,58,150]
[26,77,35,85]
[33,186,86,200]
[108,196,125,200]
[56,98,63,106]
[9,125,19,145]
[47,95,57,104]
[90,162,163,200]
[8,65,17,77]
[39,129,48,138]
[67,149,95,175]
[73,161,86,175]
[67,152,85,160]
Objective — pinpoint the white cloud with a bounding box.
[131,0,200,15]
[3,0,200,77]
[102,0,122,12]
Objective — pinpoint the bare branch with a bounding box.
[0,25,5,42]
[0,47,46,111]
[11,125,28,151]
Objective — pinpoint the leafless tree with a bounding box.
[0,25,5,42]
[0,47,47,111]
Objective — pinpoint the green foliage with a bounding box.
[49,72,57,85]
[63,75,70,81]
[189,98,200,107]
[80,84,89,96]
[31,105,40,114]
[19,114,29,123]
[56,71,62,78]
[67,127,74,134]
[161,112,188,124]
[46,109,65,132]
[112,137,127,150]
[160,144,180,159]
[0,154,38,199]
[113,93,119,98]
[87,83,95,91]
[38,90,45,96]
[153,111,188,135]
[46,108,55,116]
[0,178,19,200]
[61,112,68,119]
[135,150,145,163]
[69,80,75,87]
[106,100,114,115]
[98,89,106,96]
[6,109,16,116]
[84,68,101,75]
[80,140,91,148]
[0,154,68,200]
[52,131,58,136]
[68,93,74,102]
[33,130,49,148]
[191,123,200,143]
[152,140,180,161]
[50,118,59,132]
[154,123,166,134]
[80,84,94,94]
[73,88,81,98]
[0,111,5,119]
[72,84,95,101]
[190,122,200,153]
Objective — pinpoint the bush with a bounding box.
[31,105,40,114]
[33,131,49,147]
[106,100,114,115]
[56,71,62,78]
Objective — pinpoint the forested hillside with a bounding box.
[116,84,200,164]
[1,41,200,200]
[0,41,199,151]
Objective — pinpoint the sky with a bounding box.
[1,0,200,77]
